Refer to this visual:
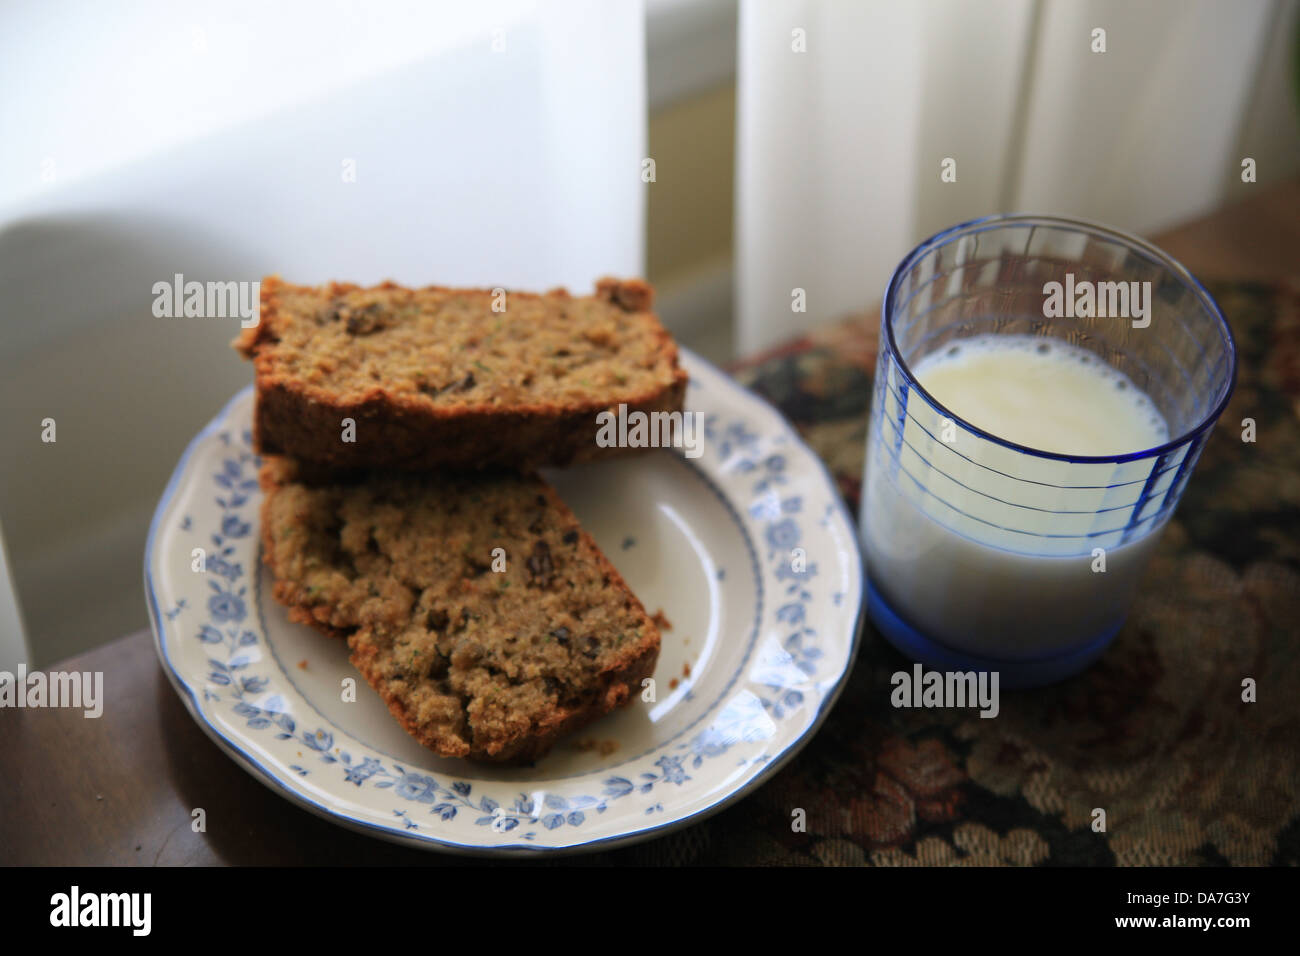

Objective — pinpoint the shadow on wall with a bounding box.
[0,214,260,666]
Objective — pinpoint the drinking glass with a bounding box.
[861,214,1236,687]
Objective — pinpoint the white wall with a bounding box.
[0,0,538,212]
[0,0,647,664]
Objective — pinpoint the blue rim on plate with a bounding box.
[145,348,865,856]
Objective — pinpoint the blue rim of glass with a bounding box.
[882,213,1239,466]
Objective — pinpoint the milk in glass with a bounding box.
[863,335,1172,660]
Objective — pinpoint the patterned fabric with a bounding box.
[588,279,1300,866]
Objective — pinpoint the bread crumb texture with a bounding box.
[259,458,661,762]
[235,278,686,470]
[246,279,669,402]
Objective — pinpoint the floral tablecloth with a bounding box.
[586,278,1300,867]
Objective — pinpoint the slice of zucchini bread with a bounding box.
[258,457,660,763]
[235,277,688,471]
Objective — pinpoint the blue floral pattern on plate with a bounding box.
[146,350,863,854]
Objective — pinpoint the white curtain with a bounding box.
[0,0,646,666]
[735,0,1293,354]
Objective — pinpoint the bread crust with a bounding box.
[237,277,688,470]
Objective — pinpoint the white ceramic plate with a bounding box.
[145,350,864,855]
